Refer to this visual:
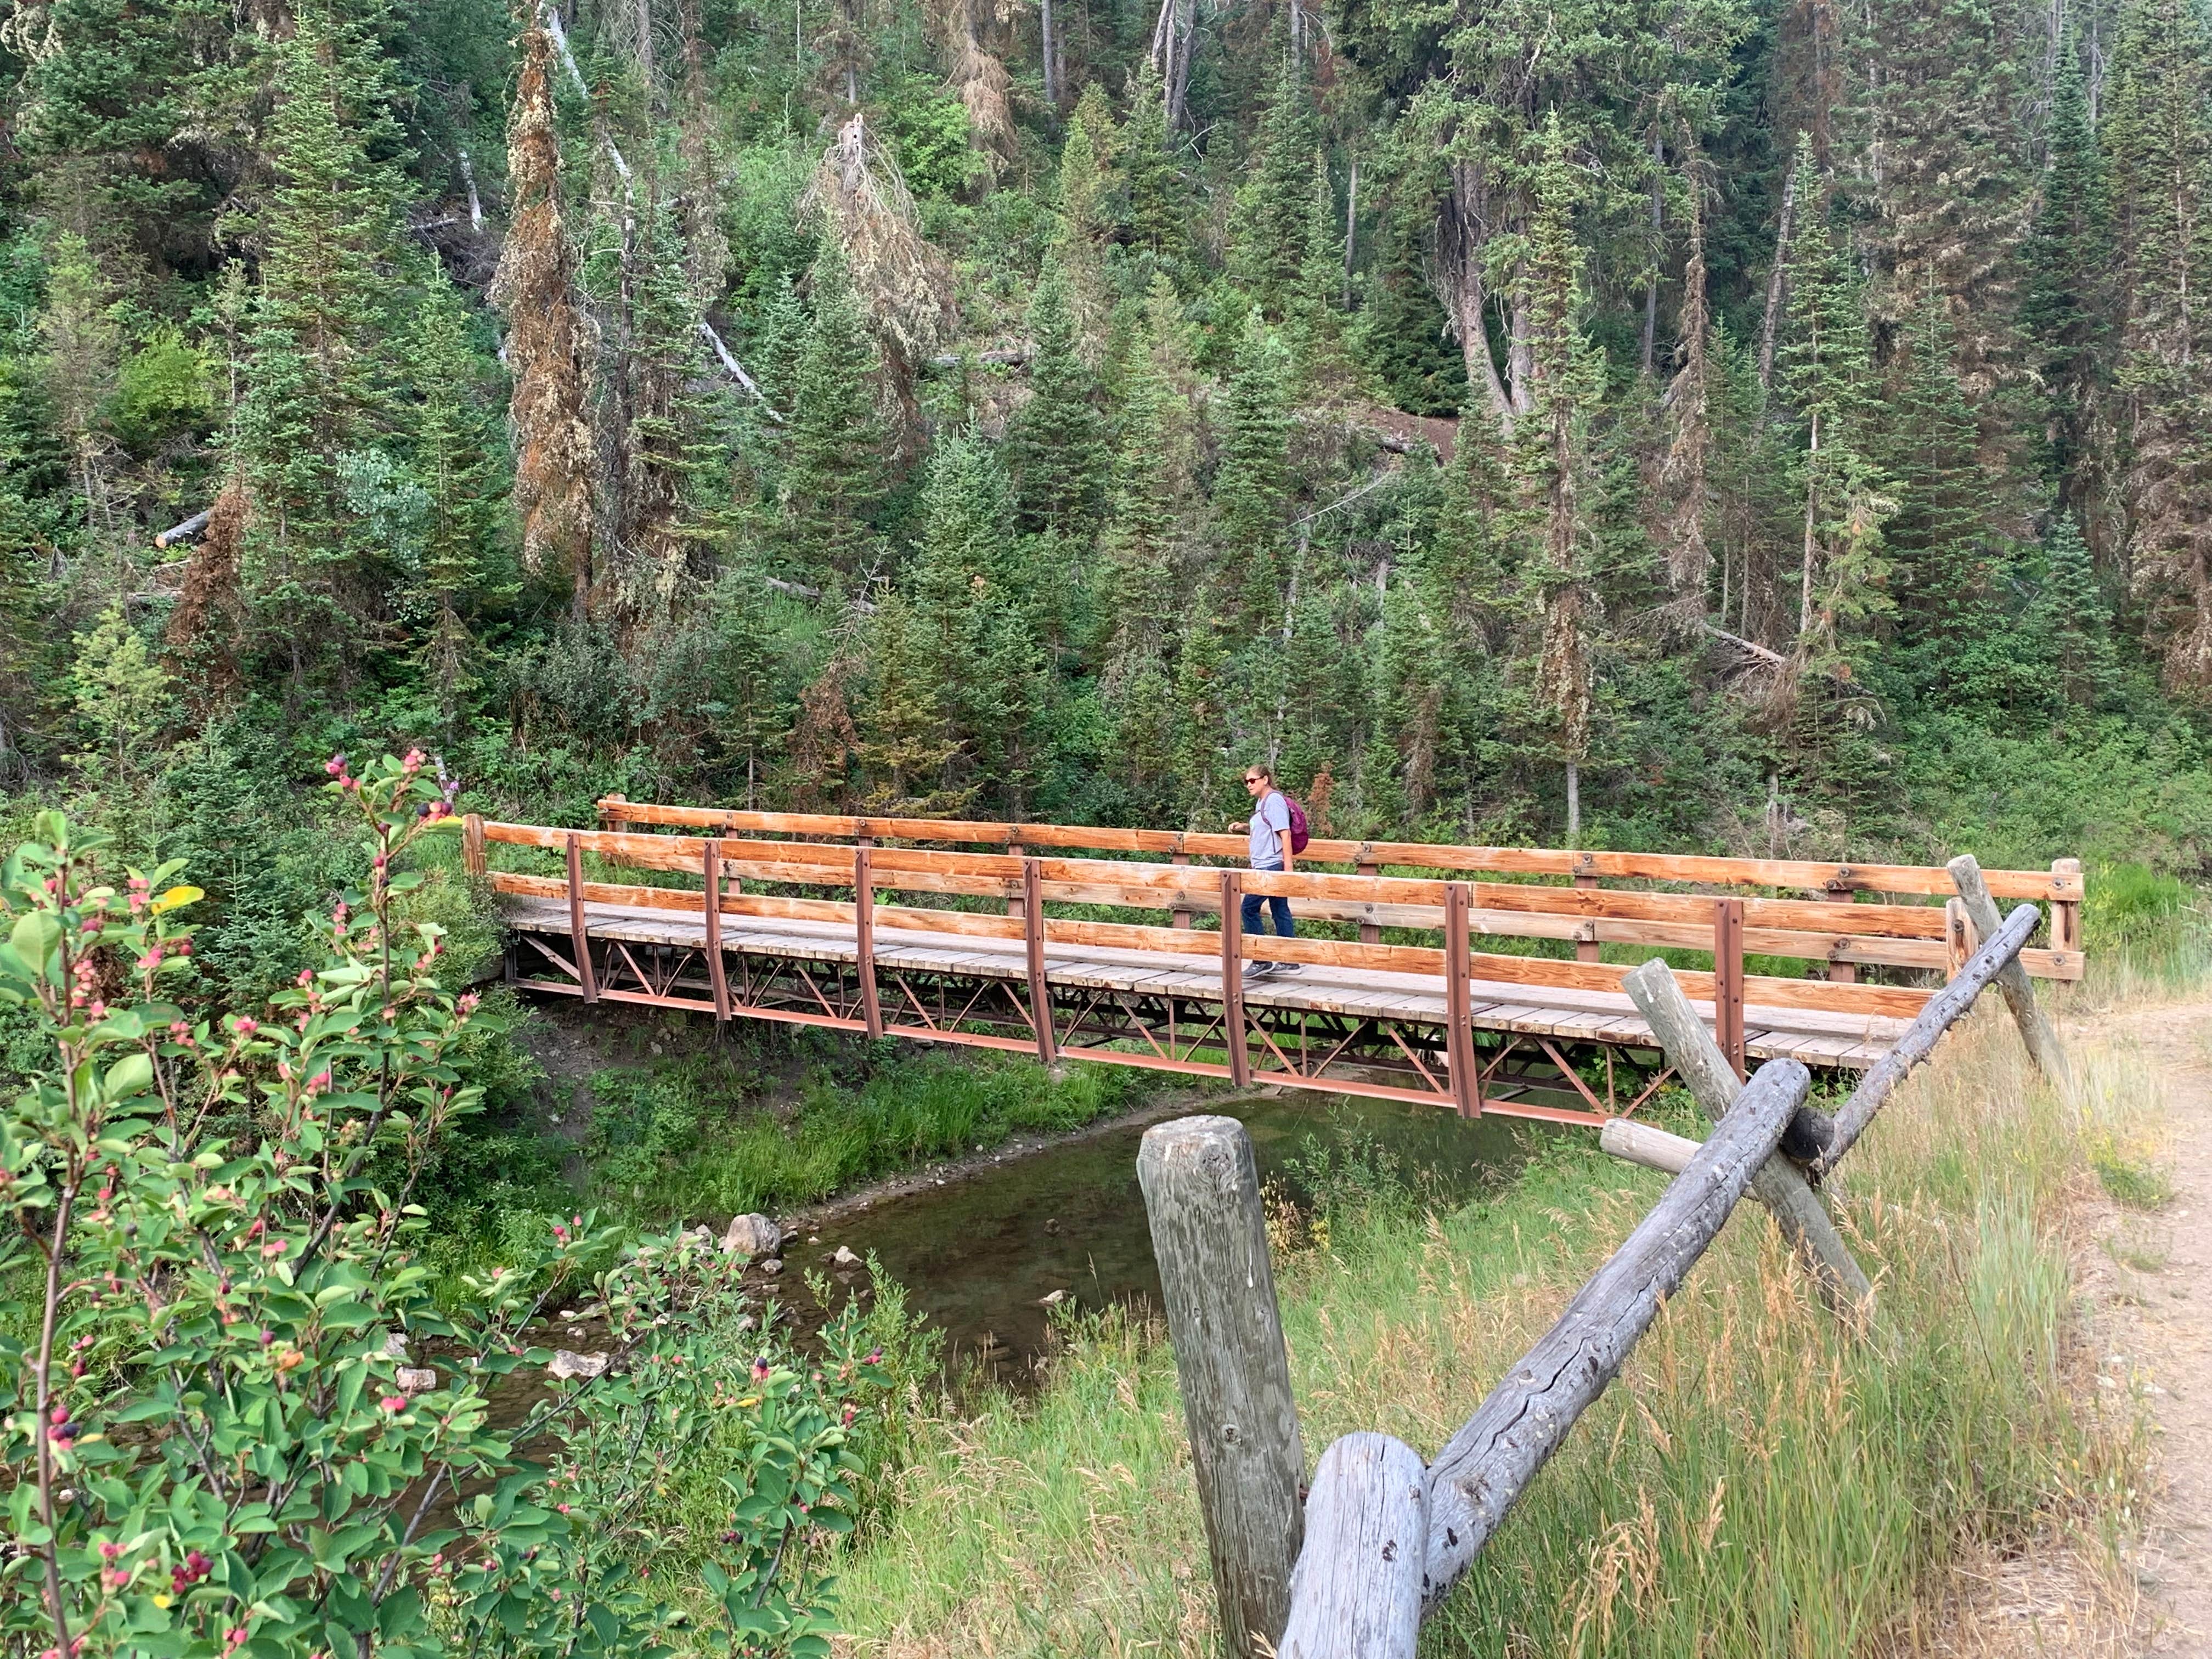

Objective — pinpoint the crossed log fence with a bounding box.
[1134,883,2059,1656]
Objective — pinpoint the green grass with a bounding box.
[832,1008,2155,1656]
[584,1048,1148,1224]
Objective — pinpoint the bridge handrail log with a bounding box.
[590,799,2080,901]
[478,819,2080,987]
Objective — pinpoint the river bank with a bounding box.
[827,999,2161,1656]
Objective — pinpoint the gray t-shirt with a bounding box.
[1249,790,1293,869]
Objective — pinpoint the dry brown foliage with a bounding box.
[800,112,957,379]
[489,24,596,614]
[165,480,249,704]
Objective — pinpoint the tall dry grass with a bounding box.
[832,1002,2157,1657]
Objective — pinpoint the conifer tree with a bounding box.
[492,22,594,617]
[1007,256,1105,537]
[1212,308,1294,633]
[1122,64,1186,262]
[2036,513,2119,709]
[408,286,505,729]
[234,15,406,652]
[1351,186,1467,416]
[1286,151,1349,391]
[2104,0,2212,686]
[780,246,889,583]
[1226,50,1321,316]
[1512,117,1599,843]
[2018,38,2110,508]
[37,233,120,535]
[1777,145,1895,678]
[1883,289,1997,645]
[623,195,735,611]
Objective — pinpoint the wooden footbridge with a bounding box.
[462,800,2085,1128]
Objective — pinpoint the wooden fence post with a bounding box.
[1444,883,1480,1116]
[462,812,486,878]
[1947,855,2069,1087]
[1023,856,1056,1064]
[1221,871,1250,1087]
[1712,898,1745,1079]
[1621,960,1872,1316]
[1356,844,1381,946]
[1007,839,1026,918]
[1280,1433,1427,1659]
[1172,838,1194,929]
[703,843,731,1022]
[565,833,598,1004]
[854,845,883,1039]
[600,792,627,836]
[1137,1117,1305,1659]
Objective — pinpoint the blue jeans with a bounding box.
[1241,888,1295,940]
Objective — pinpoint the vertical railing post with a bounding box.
[1023,856,1056,1064]
[565,832,599,1004]
[2051,856,2084,969]
[703,842,731,1022]
[1445,882,1480,1116]
[1172,836,1194,929]
[1355,844,1381,946]
[1007,839,1027,918]
[1713,896,1744,1079]
[1573,863,1603,963]
[1944,897,1974,977]
[1824,878,1859,982]
[1221,871,1250,1086]
[462,812,486,878]
[1136,1116,1305,1659]
[600,792,627,836]
[854,845,883,1039]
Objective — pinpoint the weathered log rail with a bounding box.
[1136,883,2065,1657]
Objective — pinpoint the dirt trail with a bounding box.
[2105,1000,2212,1654]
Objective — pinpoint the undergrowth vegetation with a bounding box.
[832,1009,2157,1655]
[583,1049,1145,1224]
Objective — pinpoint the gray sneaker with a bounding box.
[1241,961,1276,981]
[1273,961,1302,974]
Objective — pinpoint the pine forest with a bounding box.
[2,0,2210,873]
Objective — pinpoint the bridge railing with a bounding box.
[1137,905,2058,1657]
[589,798,2085,985]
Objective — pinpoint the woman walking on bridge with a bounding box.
[1241,764,1299,981]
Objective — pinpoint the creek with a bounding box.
[774,1087,1535,1387]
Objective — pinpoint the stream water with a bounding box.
[775,1089,1534,1386]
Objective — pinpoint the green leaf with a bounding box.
[9,909,58,968]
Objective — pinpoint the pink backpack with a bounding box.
[1281,793,1310,855]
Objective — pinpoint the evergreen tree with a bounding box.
[1510,118,1600,843]
[623,195,736,612]
[2036,512,2119,709]
[407,286,506,730]
[2104,0,2212,686]
[1007,256,1105,537]
[1777,145,1895,678]
[37,233,120,535]
[1122,64,1187,263]
[1350,185,1468,416]
[1212,308,1294,633]
[1226,50,1321,316]
[1882,288,2000,648]
[780,246,890,584]
[2018,38,2111,507]
[234,16,407,656]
